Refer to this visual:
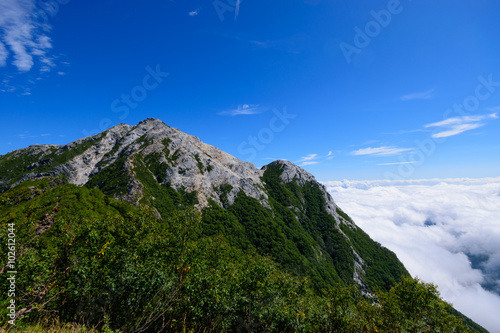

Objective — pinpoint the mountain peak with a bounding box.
[264,159,317,186]
[136,117,167,127]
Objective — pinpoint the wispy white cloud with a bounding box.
[425,114,497,128]
[188,10,199,16]
[325,178,500,332]
[218,104,268,116]
[298,154,318,162]
[401,88,434,101]
[250,40,268,48]
[351,146,414,156]
[18,131,53,139]
[0,78,16,93]
[297,151,336,166]
[301,161,319,166]
[234,0,240,20]
[0,0,54,72]
[296,153,319,166]
[426,113,497,138]
[18,133,37,138]
[431,123,483,138]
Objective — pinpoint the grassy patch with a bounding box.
[194,154,204,174]
[161,137,172,158]
[136,134,153,148]
[144,152,168,183]
[86,157,130,197]
[132,155,198,216]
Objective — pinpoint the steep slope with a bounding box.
[259,160,408,292]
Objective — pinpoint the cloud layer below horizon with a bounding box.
[324,178,500,332]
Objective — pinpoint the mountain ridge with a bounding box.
[1,118,343,222]
[1,118,270,209]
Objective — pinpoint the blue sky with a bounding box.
[1,0,499,181]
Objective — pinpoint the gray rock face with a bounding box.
[274,159,317,185]
[64,124,133,185]
[129,118,269,209]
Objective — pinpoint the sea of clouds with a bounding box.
[324,177,500,332]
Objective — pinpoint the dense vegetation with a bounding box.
[0,178,486,332]
[259,162,408,292]
[86,156,130,197]
[202,191,347,292]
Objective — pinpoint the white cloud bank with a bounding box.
[0,0,54,72]
[324,177,500,332]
